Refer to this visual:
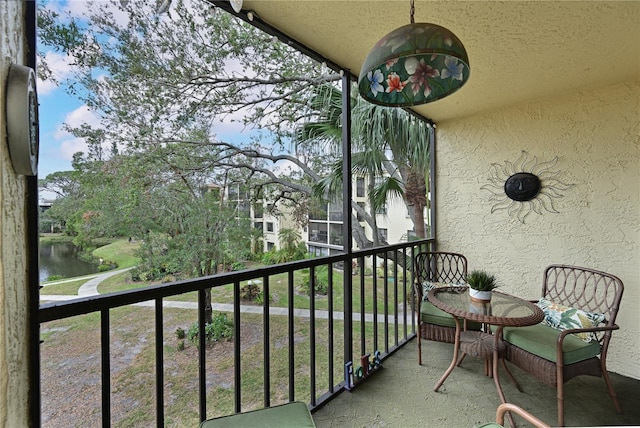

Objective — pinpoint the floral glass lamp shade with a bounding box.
[358,22,470,106]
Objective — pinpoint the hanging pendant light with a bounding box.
[358,0,470,107]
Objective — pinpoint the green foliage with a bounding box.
[261,230,308,266]
[45,274,64,282]
[175,327,186,340]
[240,281,274,304]
[466,270,498,291]
[231,262,246,271]
[240,282,261,301]
[377,261,396,278]
[299,265,330,296]
[187,313,234,345]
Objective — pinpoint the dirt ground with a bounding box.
[40,307,267,427]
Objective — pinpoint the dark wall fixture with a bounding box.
[504,172,541,202]
[481,151,573,223]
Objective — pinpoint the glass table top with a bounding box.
[427,287,544,326]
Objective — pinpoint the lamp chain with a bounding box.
[410,0,415,24]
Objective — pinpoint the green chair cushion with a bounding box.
[499,323,601,364]
[200,401,316,428]
[420,300,482,330]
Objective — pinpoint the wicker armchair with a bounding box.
[501,264,624,426]
[413,251,480,365]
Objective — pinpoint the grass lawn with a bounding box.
[93,238,140,268]
[40,278,89,295]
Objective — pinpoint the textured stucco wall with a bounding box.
[0,1,31,427]
[435,79,640,379]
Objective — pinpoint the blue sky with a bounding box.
[37,0,99,178]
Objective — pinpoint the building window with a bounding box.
[254,222,263,231]
[266,222,274,232]
[329,223,343,246]
[309,222,328,243]
[308,245,329,257]
[309,202,327,220]
[376,203,387,215]
[356,177,365,198]
[267,242,275,251]
[379,228,388,241]
[329,201,343,221]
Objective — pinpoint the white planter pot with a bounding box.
[469,288,492,303]
[469,300,492,315]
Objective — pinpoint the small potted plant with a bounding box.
[466,270,498,302]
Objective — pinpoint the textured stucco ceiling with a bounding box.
[240,1,640,124]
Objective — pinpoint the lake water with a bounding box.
[39,241,99,281]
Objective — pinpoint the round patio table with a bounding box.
[427,287,544,427]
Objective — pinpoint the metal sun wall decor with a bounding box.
[481,151,573,223]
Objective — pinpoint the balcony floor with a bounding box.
[312,338,640,427]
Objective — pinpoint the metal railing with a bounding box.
[37,238,435,426]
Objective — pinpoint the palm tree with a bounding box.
[299,84,432,243]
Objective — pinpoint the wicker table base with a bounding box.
[458,330,506,378]
[459,330,505,358]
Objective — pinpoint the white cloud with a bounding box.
[59,136,90,161]
[66,104,101,129]
[272,159,301,177]
[53,105,102,160]
[37,50,76,95]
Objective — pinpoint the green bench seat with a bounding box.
[420,300,482,330]
[200,401,315,428]
[499,323,601,364]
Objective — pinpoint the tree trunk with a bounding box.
[403,168,428,238]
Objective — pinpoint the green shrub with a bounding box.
[187,313,234,345]
[231,261,246,271]
[299,265,330,295]
[240,282,261,301]
[45,274,64,282]
[175,327,186,339]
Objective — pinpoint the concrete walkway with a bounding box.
[40,270,412,324]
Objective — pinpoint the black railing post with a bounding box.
[359,265,366,355]
[309,267,316,405]
[263,275,270,408]
[383,256,389,352]
[101,310,111,428]
[429,125,437,241]
[393,251,399,345]
[198,289,206,421]
[371,255,379,353]
[341,69,353,368]
[287,271,295,400]
[327,265,334,392]
[233,281,242,413]
[155,299,164,426]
